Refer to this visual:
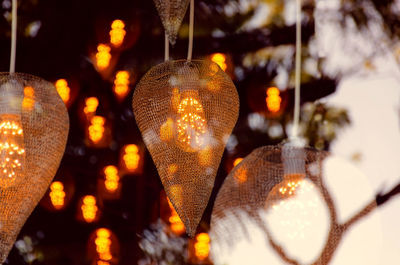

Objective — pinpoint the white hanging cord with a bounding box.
[164,33,170,61]
[187,0,194,61]
[9,0,17,73]
[291,0,302,140]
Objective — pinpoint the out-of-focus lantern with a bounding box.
[55,79,71,105]
[87,228,120,265]
[78,195,101,223]
[0,73,69,262]
[113,71,130,101]
[119,144,143,176]
[109,20,126,47]
[266,86,282,113]
[211,53,227,72]
[86,115,111,148]
[96,44,112,70]
[189,232,212,264]
[98,165,122,200]
[84,97,99,117]
[132,60,239,236]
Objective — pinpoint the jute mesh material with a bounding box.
[153,0,190,45]
[210,144,359,264]
[0,73,69,262]
[133,60,239,237]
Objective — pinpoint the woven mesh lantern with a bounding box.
[153,0,190,45]
[133,60,239,236]
[0,73,69,262]
[210,144,379,264]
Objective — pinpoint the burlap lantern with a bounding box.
[210,144,379,264]
[153,0,190,45]
[0,73,69,262]
[133,60,239,236]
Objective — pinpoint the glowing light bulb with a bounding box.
[55,79,70,104]
[95,228,113,261]
[167,198,185,235]
[211,53,228,72]
[0,114,25,188]
[84,97,99,115]
[49,181,65,209]
[109,20,126,47]
[88,116,105,144]
[176,91,207,152]
[103,165,119,192]
[194,233,211,261]
[266,87,282,113]
[122,144,140,172]
[96,44,111,70]
[113,71,130,100]
[22,86,35,110]
[233,158,243,167]
[81,195,98,223]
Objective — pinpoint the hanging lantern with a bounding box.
[98,165,122,200]
[153,0,190,44]
[40,173,75,212]
[0,73,69,262]
[133,60,239,236]
[210,144,379,264]
[109,20,126,48]
[119,144,144,176]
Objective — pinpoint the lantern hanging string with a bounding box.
[9,0,17,73]
[187,0,194,61]
[291,0,302,140]
[165,33,169,61]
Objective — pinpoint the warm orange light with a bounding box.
[55,79,70,104]
[167,198,185,235]
[233,158,243,167]
[113,71,130,100]
[96,44,111,70]
[266,87,281,113]
[194,233,210,261]
[95,228,113,262]
[88,116,105,144]
[81,195,98,223]
[109,20,126,47]
[0,115,25,188]
[122,144,140,172]
[211,53,227,71]
[234,167,247,184]
[97,261,110,265]
[176,93,207,152]
[104,165,119,192]
[84,97,99,115]
[22,86,35,110]
[49,181,65,209]
[160,118,174,142]
[266,173,306,209]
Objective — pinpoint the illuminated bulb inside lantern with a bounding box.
[266,87,282,113]
[122,144,140,172]
[0,114,25,188]
[233,157,243,167]
[88,116,106,144]
[176,90,207,152]
[104,165,119,192]
[84,97,99,115]
[95,228,113,261]
[194,233,211,261]
[81,195,98,223]
[109,20,126,47]
[167,198,185,235]
[211,53,228,72]
[49,181,66,209]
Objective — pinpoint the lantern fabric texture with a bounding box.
[0,73,69,262]
[153,0,190,45]
[133,60,239,236]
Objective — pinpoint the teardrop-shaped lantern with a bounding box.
[153,0,190,45]
[0,73,69,262]
[133,60,239,236]
[210,144,378,264]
